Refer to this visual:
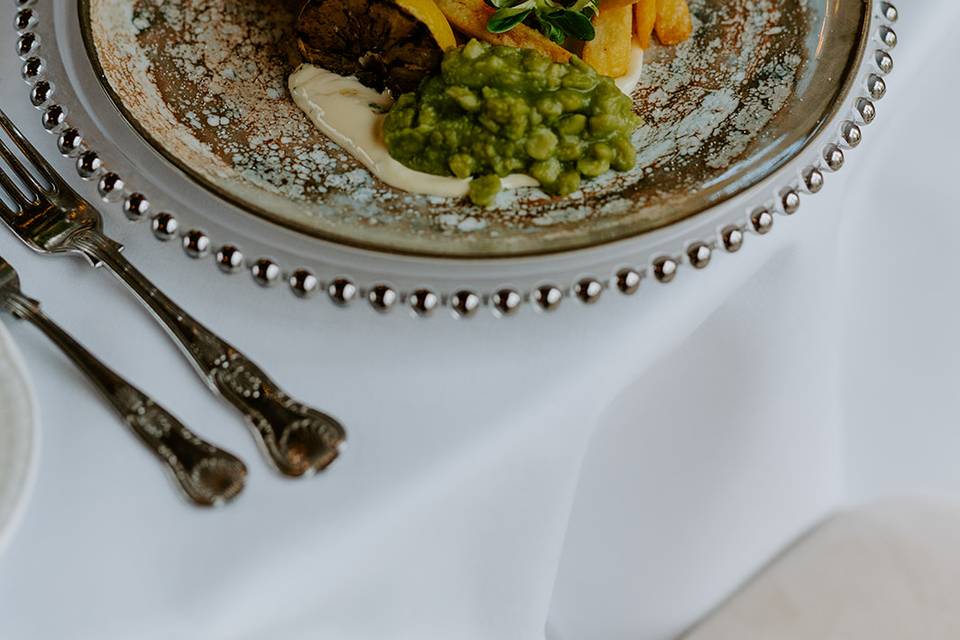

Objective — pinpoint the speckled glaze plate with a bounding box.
[80,0,861,258]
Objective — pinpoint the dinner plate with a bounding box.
[10,0,898,316]
[0,323,39,559]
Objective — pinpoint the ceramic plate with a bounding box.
[80,0,867,258]
[0,323,38,558]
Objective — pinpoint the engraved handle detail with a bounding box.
[2,292,247,506]
[75,231,346,476]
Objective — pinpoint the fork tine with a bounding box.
[0,184,19,220]
[0,135,44,195]
[0,166,30,213]
[0,108,57,186]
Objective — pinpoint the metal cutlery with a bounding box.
[0,255,246,506]
[0,108,345,477]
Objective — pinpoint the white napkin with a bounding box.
[685,498,960,639]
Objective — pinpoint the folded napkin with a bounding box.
[685,498,960,639]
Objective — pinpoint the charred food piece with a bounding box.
[297,0,445,96]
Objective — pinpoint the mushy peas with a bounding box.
[384,39,641,206]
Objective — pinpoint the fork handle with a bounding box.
[1,291,246,506]
[74,231,346,477]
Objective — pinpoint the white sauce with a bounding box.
[289,45,644,199]
[290,65,536,198]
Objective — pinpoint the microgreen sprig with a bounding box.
[486,0,598,43]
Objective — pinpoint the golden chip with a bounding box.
[601,0,641,11]
[582,4,633,77]
[634,0,656,49]
[654,0,692,45]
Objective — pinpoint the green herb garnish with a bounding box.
[486,0,598,44]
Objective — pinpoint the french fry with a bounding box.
[634,0,656,49]
[654,0,692,46]
[433,0,571,62]
[581,4,632,77]
[600,0,641,11]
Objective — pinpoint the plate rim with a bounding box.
[0,322,40,561]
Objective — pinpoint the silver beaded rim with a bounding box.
[11,0,898,318]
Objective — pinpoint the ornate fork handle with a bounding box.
[1,291,246,506]
[73,230,346,477]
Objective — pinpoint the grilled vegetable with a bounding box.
[297,0,456,95]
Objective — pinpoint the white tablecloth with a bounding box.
[1,3,957,638]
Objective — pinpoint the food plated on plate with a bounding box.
[290,0,692,204]
[84,0,817,256]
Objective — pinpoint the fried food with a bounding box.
[600,0,640,11]
[634,0,656,48]
[433,0,572,62]
[654,0,692,45]
[581,4,632,77]
[297,0,455,95]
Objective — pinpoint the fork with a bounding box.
[0,108,345,477]
[0,255,246,506]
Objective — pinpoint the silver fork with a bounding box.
[0,255,246,506]
[0,108,345,477]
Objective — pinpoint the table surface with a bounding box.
[2,4,958,639]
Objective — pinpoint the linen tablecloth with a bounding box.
[2,3,958,638]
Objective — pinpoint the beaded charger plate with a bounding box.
[12,0,897,317]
